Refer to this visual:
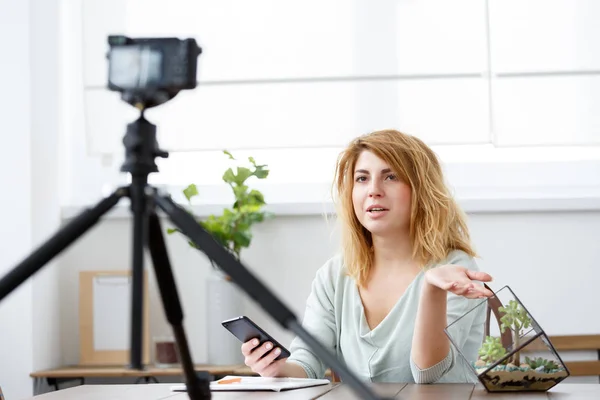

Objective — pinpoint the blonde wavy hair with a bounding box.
[333,129,476,287]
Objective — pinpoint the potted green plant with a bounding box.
[168,150,272,276]
[168,150,273,364]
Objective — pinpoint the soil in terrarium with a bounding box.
[475,360,568,391]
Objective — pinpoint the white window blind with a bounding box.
[59,0,600,209]
[488,0,600,147]
[81,0,489,154]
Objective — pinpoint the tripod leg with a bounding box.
[0,188,126,301]
[129,176,147,369]
[147,212,210,400]
[152,191,386,400]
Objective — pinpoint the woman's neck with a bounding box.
[371,233,418,272]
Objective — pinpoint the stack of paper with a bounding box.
[171,375,331,392]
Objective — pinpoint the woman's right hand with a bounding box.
[241,338,287,377]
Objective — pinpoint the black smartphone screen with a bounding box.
[221,316,291,360]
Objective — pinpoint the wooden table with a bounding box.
[29,364,254,390]
[22,382,600,399]
[29,365,332,391]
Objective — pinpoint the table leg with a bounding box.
[46,377,85,391]
[135,376,159,384]
[46,378,59,391]
[597,350,600,384]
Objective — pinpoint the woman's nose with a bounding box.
[368,181,383,197]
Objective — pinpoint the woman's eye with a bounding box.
[385,174,397,181]
[355,176,367,182]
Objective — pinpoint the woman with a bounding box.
[241,129,493,383]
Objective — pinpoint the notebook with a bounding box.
[171,375,331,392]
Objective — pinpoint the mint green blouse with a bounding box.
[287,250,486,383]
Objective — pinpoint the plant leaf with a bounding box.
[223,150,235,160]
[222,168,235,184]
[253,165,269,179]
[246,212,265,224]
[239,204,262,213]
[234,167,253,186]
[183,184,199,203]
[232,231,251,248]
[248,189,265,206]
[233,185,249,202]
[200,219,229,247]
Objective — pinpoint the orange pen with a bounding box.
[217,377,242,385]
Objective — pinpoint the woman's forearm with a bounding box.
[411,281,450,369]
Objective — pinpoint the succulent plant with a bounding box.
[525,356,559,372]
[499,300,532,365]
[479,336,507,364]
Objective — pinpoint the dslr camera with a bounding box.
[107,35,202,108]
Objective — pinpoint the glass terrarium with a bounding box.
[444,285,569,392]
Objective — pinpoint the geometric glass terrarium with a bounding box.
[445,285,570,392]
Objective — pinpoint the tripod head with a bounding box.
[106,35,201,177]
[120,112,169,176]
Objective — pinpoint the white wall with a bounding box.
[56,214,339,365]
[0,1,34,398]
[55,209,600,376]
[30,0,62,375]
[0,0,63,398]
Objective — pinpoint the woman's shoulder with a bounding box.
[311,253,352,291]
[315,253,346,280]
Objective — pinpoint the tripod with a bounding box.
[0,112,387,400]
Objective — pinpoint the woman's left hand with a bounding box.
[424,265,494,299]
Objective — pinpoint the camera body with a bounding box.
[107,35,202,108]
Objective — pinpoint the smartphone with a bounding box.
[221,315,291,360]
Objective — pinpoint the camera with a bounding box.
[107,35,202,108]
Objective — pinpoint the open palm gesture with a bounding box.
[425,265,494,299]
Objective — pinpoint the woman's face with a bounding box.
[351,150,412,238]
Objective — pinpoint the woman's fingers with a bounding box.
[244,341,273,367]
[479,286,495,297]
[462,270,494,298]
[464,284,494,298]
[254,346,283,373]
[450,280,494,298]
[241,339,286,377]
[241,339,259,357]
[467,270,493,282]
[449,280,473,295]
